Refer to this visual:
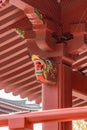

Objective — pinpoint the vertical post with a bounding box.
[42,81,59,130]
[58,64,72,130]
[9,117,33,130]
[42,63,72,130]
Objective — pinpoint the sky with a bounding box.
[0,125,42,130]
[0,89,42,130]
[0,89,25,100]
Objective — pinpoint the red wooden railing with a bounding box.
[0,106,87,130]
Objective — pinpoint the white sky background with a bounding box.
[0,89,42,130]
[0,89,25,100]
[0,125,42,130]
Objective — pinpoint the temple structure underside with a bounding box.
[0,0,87,130]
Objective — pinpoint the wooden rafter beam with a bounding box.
[79,50,87,55]
[72,91,87,102]
[10,17,32,30]
[73,100,87,107]
[72,49,87,74]
[73,52,87,61]
[12,81,39,96]
[1,11,25,31]
[72,56,87,70]
[72,71,87,96]
[28,93,41,101]
[20,85,41,98]
[10,0,58,51]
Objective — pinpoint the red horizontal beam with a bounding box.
[0,106,87,127]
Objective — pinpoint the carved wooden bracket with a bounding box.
[24,7,56,51]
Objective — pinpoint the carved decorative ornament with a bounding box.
[31,55,57,84]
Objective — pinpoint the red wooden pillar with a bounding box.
[42,63,72,130]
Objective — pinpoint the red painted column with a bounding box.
[42,63,72,130]
[58,64,72,130]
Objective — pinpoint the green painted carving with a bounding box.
[16,28,25,38]
[34,8,43,21]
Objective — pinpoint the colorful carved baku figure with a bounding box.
[31,55,57,84]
